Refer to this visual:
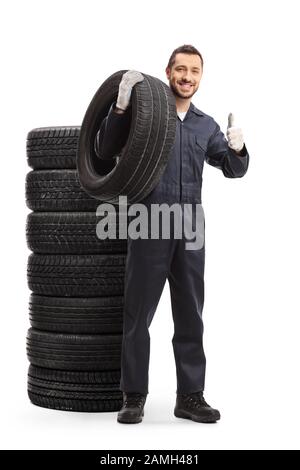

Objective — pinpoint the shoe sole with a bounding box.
[117,410,144,424]
[174,408,220,424]
[117,417,143,424]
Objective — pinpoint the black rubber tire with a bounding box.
[77,69,177,204]
[28,364,121,385]
[27,253,126,297]
[25,169,100,212]
[26,212,128,254]
[29,294,124,334]
[28,365,122,412]
[26,126,80,170]
[26,328,122,371]
[28,391,122,412]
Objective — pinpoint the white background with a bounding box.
[1,0,299,450]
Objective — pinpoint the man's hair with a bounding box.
[167,44,204,70]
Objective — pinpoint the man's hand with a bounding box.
[226,113,244,154]
[116,70,144,112]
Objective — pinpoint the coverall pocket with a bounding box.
[195,135,207,153]
[186,135,206,182]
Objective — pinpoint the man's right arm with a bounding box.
[94,101,132,160]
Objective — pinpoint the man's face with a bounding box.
[166,53,203,100]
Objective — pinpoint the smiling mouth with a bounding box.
[178,82,193,88]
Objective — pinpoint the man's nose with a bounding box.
[182,72,192,82]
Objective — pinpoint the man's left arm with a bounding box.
[205,114,250,178]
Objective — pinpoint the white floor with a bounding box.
[3,385,300,450]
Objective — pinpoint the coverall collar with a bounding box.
[178,101,204,121]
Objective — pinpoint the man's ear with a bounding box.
[165,67,170,79]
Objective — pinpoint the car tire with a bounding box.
[29,294,124,334]
[26,126,80,170]
[27,364,122,412]
[77,69,177,204]
[26,328,122,371]
[26,211,127,254]
[27,253,126,297]
[25,169,100,212]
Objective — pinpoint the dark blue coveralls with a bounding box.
[95,100,250,394]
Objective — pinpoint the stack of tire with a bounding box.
[25,126,127,412]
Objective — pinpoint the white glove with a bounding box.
[226,113,244,152]
[116,70,144,111]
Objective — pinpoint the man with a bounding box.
[94,44,249,424]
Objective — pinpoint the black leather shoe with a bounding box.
[174,391,221,423]
[117,392,147,424]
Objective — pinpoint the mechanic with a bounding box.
[94,44,250,424]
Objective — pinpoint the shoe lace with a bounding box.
[182,391,209,409]
[124,393,145,408]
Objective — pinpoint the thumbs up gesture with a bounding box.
[226,113,244,153]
